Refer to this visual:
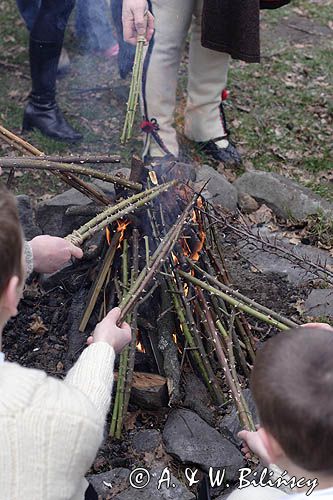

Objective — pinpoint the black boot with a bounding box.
[23,39,82,142]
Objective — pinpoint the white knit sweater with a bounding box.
[0,342,115,500]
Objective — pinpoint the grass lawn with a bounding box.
[0,0,332,203]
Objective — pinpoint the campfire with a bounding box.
[0,124,301,446]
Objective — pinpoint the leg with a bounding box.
[184,0,230,143]
[143,0,195,159]
[16,0,41,31]
[23,0,82,141]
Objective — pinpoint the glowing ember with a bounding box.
[105,227,112,246]
[172,252,179,265]
[148,170,158,185]
[136,341,145,353]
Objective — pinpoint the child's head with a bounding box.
[0,186,24,325]
[251,326,333,474]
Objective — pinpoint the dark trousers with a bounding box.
[16,0,75,43]
[85,484,98,500]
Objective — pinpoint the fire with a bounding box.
[180,237,191,257]
[191,230,206,261]
[172,252,179,265]
[136,341,145,353]
[116,219,130,244]
[105,220,130,247]
[105,227,112,246]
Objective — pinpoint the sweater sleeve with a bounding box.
[24,241,34,277]
[64,342,116,419]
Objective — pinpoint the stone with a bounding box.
[115,467,195,500]
[163,409,244,480]
[238,226,333,285]
[195,165,238,212]
[16,195,41,239]
[237,192,259,214]
[304,289,333,319]
[219,389,259,446]
[87,468,130,497]
[132,429,162,454]
[36,188,95,236]
[183,373,214,426]
[234,171,333,220]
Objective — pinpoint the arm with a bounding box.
[122,0,154,45]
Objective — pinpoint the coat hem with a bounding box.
[201,40,260,64]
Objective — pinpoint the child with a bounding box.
[0,186,131,500]
[227,323,333,499]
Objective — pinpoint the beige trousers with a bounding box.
[143,0,230,158]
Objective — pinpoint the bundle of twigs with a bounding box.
[120,36,146,144]
[70,181,298,438]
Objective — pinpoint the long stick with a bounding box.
[0,124,110,205]
[79,233,120,332]
[0,157,142,192]
[186,259,298,329]
[36,154,121,164]
[179,271,293,331]
[118,194,196,322]
[66,181,176,246]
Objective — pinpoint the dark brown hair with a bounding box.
[0,185,23,296]
[252,327,333,472]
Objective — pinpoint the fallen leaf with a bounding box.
[29,315,48,335]
[248,204,274,225]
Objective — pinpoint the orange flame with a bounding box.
[116,219,131,244]
[191,230,206,261]
[136,341,145,353]
[106,227,112,246]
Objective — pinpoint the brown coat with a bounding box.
[201,0,291,63]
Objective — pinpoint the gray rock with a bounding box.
[115,467,195,500]
[195,165,238,212]
[234,171,333,220]
[87,468,130,497]
[36,188,95,236]
[132,429,162,453]
[304,289,333,319]
[238,226,333,285]
[219,389,259,446]
[237,192,259,214]
[16,195,41,239]
[91,167,131,197]
[183,374,214,426]
[92,179,116,197]
[163,409,244,480]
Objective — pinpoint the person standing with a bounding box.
[122,0,290,166]
[18,0,82,142]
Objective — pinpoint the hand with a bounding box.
[302,322,333,331]
[29,235,83,274]
[122,0,154,45]
[238,429,271,465]
[87,307,131,353]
